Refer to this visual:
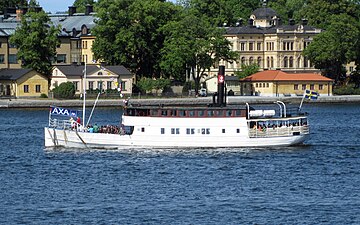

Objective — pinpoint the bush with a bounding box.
[333,84,360,95]
[53,82,75,99]
[40,93,48,98]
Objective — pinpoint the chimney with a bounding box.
[85,5,93,15]
[68,6,76,16]
[16,7,27,20]
[236,18,243,27]
[34,6,42,13]
[289,19,295,26]
[248,19,254,27]
[302,19,308,26]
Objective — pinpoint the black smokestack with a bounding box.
[217,65,226,107]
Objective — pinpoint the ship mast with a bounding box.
[82,60,86,129]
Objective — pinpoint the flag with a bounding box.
[50,106,79,117]
[304,90,318,100]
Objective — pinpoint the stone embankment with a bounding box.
[0,95,360,109]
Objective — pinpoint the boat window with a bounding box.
[171,128,175,134]
[186,128,190,134]
[202,128,210,134]
[171,128,180,134]
[123,126,134,135]
[161,128,165,134]
[151,110,159,116]
[141,127,145,132]
[161,110,168,116]
[198,110,204,117]
[236,128,240,133]
[188,110,195,117]
[226,110,232,117]
[222,129,225,133]
[207,110,214,116]
[170,110,177,116]
[179,110,186,117]
[191,128,195,134]
[235,110,242,116]
[206,128,210,134]
[176,128,180,134]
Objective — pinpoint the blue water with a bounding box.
[0,103,360,224]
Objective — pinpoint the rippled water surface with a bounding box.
[1,103,360,224]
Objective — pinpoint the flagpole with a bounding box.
[298,89,306,111]
[82,60,86,130]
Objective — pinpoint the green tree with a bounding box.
[303,14,360,83]
[92,0,179,78]
[235,63,259,79]
[136,77,154,94]
[0,0,28,14]
[53,82,75,99]
[161,9,237,93]
[73,0,96,13]
[10,8,60,79]
[297,0,359,29]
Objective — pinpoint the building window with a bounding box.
[284,56,288,68]
[56,54,67,63]
[0,54,4,63]
[73,81,79,91]
[24,85,29,93]
[310,84,315,90]
[289,57,294,68]
[249,57,254,64]
[241,57,246,65]
[9,43,16,48]
[35,85,41,93]
[257,42,261,51]
[257,57,261,66]
[9,54,18,64]
[121,81,126,91]
[82,41,87,49]
[249,42,254,51]
[302,84,306,90]
[294,84,299,90]
[270,57,274,68]
[88,81,94,90]
[319,84,323,90]
[240,42,245,51]
[107,81,112,90]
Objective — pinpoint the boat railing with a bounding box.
[248,125,309,138]
[49,118,83,131]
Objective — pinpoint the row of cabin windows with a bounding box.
[158,128,241,134]
[127,109,246,117]
[294,84,323,90]
[23,85,41,93]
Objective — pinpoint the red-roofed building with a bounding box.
[240,70,333,97]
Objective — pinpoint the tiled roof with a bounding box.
[241,70,333,82]
[54,64,131,77]
[0,68,32,80]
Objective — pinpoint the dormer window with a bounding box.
[98,72,103,75]
[81,25,88,35]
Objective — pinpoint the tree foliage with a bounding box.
[10,8,60,77]
[73,0,96,13]
[92,0,179,79]
[136,77,171,94]
[235,63,260,79]
[161,8,238,92]
[303,13,360,83]
[53,82,76,99]
[0,0,28,14]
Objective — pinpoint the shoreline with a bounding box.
[1,95,360,109]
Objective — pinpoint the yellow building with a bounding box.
[51,64,133,95]
[0,68,48,98]
[240,70,333,97]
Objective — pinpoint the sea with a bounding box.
[0,103,359,224]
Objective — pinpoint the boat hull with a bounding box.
[44,127,308,149]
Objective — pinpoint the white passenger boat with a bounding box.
[44,66,310,148]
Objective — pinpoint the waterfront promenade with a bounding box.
[1,95,360,108]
